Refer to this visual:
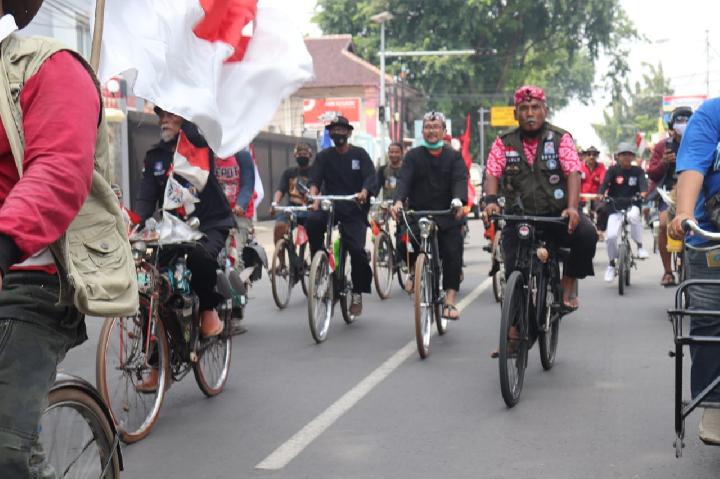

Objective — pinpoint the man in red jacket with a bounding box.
[647,106,692,286]
[0,3,101,475]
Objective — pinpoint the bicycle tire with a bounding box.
[499,271,528,407]
[96,299,169,444]
[300,242,311,297]
[617,243,626,296]
[270,239,292,309]
[625,254,631,287]
[537,272,559,370]
[434,259,447,336]
[193,301,233,397]
[340,249,358,324]
[492,231,505,303]
[414,253,433,358]
[373,232,394,300]
[308,251,332,343]
[41,387,121,478]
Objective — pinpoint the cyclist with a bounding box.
[271,142,313,245]
[376,142,404,200]
[391,112,468,319]
[599,142,649,282]
[580,146,608,237]
[649,106,693,286]
[484,85,597,311]
[306,116,376,316]
[136,108,234,338]
[0,3,109,474]
[669,97,720,445]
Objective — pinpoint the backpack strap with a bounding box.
[0,42,25,176]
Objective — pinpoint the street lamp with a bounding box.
[371,11,394,165]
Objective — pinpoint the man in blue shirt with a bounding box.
[670,97,720,445]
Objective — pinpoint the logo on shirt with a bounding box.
[154,160,166,176]
[554,188,565,200]
[543,141,555,156]
[628,176,638,187]
[547,159,558,170]
[549,174,560,185]
[352,159,360,170]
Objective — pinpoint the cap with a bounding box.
[669,106,693,128]
[616,142,636,155]
[585,146,600,155]
[325,115,354,131]
[514,85,546,106]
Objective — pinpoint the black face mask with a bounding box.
[330,133,348,147]
[296,156,310,167]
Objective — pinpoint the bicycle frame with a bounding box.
[272,205,310,281]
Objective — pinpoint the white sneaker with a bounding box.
[604,265,615,282]
[637,247,649,259]
[699,408,720,445]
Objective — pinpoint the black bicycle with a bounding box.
[38,373,123,477]
[494,214,573,407]
[370,198,411,299]
[306,194,361,343]
[269,204,311,309]
[669,219,720,457]
[605,196,641,296]
[400,206,457,359]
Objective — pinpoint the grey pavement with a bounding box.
[60,221,720,478]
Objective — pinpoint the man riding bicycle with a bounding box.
[599,142,649,282]
[306,116,376,316]
[484,85,597,311]
[391,112,468,320]
[271,142,313,246]
[649,106,692,286]
[669,97,720,445]
[579,145,608,238]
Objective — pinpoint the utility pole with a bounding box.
[478,107,488,164]
[371,11,394,166]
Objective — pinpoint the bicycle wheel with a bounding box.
[373,232,394,300]
[271,239,292,309]
[96,297,169,443]
[340,249,358,324]
[625,253,632,287]
[308,251,332,343]
[537,274,560,371]
[434,261,448,336]
[617,243,626,296]
[414,253,433,358]
[492,231,505,303]
[499,271,528,407]
[39,387,121,478]
[300,242,311,297]
[194,300,232,397]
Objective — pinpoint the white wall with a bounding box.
[22,0,92,58]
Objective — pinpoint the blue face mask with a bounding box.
[421,139,444,150]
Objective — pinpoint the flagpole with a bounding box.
[90,0,107,72]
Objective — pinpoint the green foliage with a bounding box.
[593,63,673,154]
[315,0,637,148]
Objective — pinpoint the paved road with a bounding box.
[60,220,720,478]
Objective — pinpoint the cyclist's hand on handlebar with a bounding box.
[356,189,369,205]
[391,201,403,221]
[670,212,693,240]
[484,202,501,219]
[450,198,466,221]
[561,207,580,234]
[309,200,321,211]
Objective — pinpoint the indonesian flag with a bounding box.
[99,0,314,158]
[249,144,264,212]
[635,132,648,160]
[459,113,476,207]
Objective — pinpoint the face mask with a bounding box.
[421,139,444,150]
[296,156,310,167]
[673,123,687,137]
[330,133,348,147]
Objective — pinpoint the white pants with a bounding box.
[606,206,642,261]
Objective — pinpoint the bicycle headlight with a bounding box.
[419,218,433,239]
[517,224,531,239]
[321,199,332,211]
[131,241,147,262]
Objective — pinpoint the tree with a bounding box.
[593,63,673,154]
[314,0,637,152]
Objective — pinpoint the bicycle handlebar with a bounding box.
[370,198,394,208]
[307,194,358,202]
[683,219,720,241]
[271,204,309,213]
[491,214,567,224]
[404,208,455,217]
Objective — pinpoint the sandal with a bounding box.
[490,326,520,358]
[661,272,677,287]
[442,304,460,321]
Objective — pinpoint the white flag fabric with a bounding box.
[99,0,314,158]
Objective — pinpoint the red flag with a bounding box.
[194,0,257,63]
[459,114,476,206]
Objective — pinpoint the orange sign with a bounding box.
[303,98,361,128]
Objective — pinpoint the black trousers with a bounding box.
[502,214,597,279]
[187,227,229,311]
[405,222,464,291]
[306,210,372,294]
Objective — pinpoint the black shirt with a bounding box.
[600,165,647,209]
[309,145,376,216]
[278,166,311,206]
[395,146,468,225]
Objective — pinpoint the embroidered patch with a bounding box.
[544,141,555,156]
[554,188,565,200]
[549,174,560,185]
[547,159,558,170]
[628,176,638,186]
[352,159,360,170]
[707,249,720,268]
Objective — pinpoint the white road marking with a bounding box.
[255,277,493,470]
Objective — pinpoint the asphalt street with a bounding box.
[60,220,720,478]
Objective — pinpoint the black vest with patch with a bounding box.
[500,123,570,215]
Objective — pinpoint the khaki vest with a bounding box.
[500,123,570,215]
[0,34,138,317]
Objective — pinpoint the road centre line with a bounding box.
[255,277,493,470]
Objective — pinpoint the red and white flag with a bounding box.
[99,0,314,158]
